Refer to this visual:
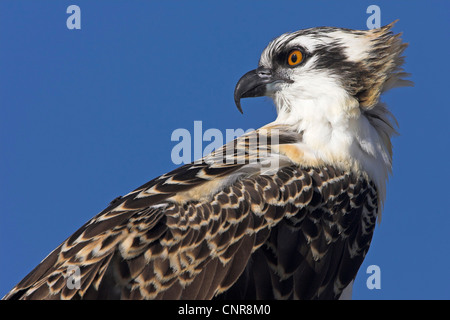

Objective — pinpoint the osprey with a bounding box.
[3,22,410,300]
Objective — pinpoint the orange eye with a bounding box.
[287,49,303,66]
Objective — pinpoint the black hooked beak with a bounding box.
[234,67,291,114]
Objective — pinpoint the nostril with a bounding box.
[256,67,272,78]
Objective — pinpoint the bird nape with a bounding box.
[3,22,410,300]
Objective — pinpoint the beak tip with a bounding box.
[234,67,274,115]
[235,99,244,114]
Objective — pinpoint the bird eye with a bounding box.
[287,49,303,66]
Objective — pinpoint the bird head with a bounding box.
[235,21,410,117]
[234,22,411,205]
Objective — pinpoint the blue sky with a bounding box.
[1,1,449,299]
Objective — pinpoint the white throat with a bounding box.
[272,85,392,207]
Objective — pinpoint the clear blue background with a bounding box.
[1,1,449,299]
